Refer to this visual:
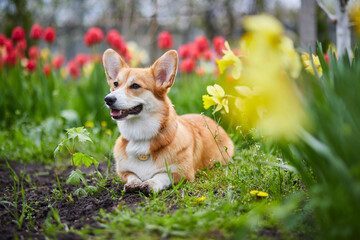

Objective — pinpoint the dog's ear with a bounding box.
[103,48,128,81]
[152,50,178,89]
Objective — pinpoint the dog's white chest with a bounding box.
[118,155,163,181]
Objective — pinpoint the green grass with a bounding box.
[2,43,360,239]
[73,144,310,240]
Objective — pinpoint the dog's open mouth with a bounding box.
[110,104,143,120]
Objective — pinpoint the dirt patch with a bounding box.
[0,160,144,240]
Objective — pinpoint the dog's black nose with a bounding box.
[104,96,116,106]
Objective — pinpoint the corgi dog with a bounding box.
[103,49,234,194]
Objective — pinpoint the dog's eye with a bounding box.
[130,83,141,89]
[114,82,119,88]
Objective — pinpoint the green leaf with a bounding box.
[74,188,87,198]
[54,138,68,156]
[66,127,92,143]
[66,170,87,186]
[73,152,99,168]
[6,160,19,183]
[85,185,98,195]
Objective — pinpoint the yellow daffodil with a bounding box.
[83,62,94,76]
[202,84,229,113]
[60,67,68,79]
[101,121,107,127]
[242,14,283,37]
[349,1,360,35]
[85,121,94,128]
[216,41,242,79]
[225,14,308,139]
[279,37,301,79]
[301,53,323,77]
[41,48,50,61]
[250,190,269,198]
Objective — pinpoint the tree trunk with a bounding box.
[299,0,317,52]
[336,0,351,57]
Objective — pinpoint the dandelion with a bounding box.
[301,53,323,77]
[202,84,229,113]
[101,121,107,127]
[85,121,94,128]
[195,196,206,202]
[105,129,112,135]
[216,41,242,79]
[250,190,269,198]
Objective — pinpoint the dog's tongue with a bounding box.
[110,109,121,117]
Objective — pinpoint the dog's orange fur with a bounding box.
[103,49,234,191]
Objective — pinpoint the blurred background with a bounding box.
[0,0,349,63]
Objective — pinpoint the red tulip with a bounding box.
[84,27,104,46]
[16,39,27,52]
[68,60,80,78]
[12,26,25,41]
[106,30,122,45]
[118,42,127,56]
[4,39,13,52]
[0,34,6,46]
[189,43,200,59]
[28,46,40,59]
[30,23,43,39]
[158,31,173,50]
[4,50,17,66]
[74,53,89,67]
[43,64,51,76]
[202,48,212,61]
[324,54,330,65]
[195,36,209,52]
[111,36,122,49]
[178,44,191,59]
[43,27,56,43]
[212,36,225,55]
[26,59,37,72]
[180,58,195,73]
[52,55,64,69]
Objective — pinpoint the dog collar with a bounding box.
[138,154,150,161]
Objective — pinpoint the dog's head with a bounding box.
[103,49,178,121]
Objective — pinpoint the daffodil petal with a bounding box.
[202,95,216,109]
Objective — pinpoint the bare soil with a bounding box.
[0,160,143,240]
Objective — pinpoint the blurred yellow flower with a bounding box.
[85,121,94,128]
[301,53,322,77]
[60,67,68,79]
[105,129,112,135]
[349,1,360,35]
[243,14,283,37]
[195,196,206,202]
[83,62,94,76]
[228,14,307,139]
[202,84,229,113]
[250,190,269,198]
[127,41,149,67]
[216,41,242,79]
[41,48,50,60]
[101,121,107,127]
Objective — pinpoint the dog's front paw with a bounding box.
[124,181,142,193]
[139,180,159,196]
